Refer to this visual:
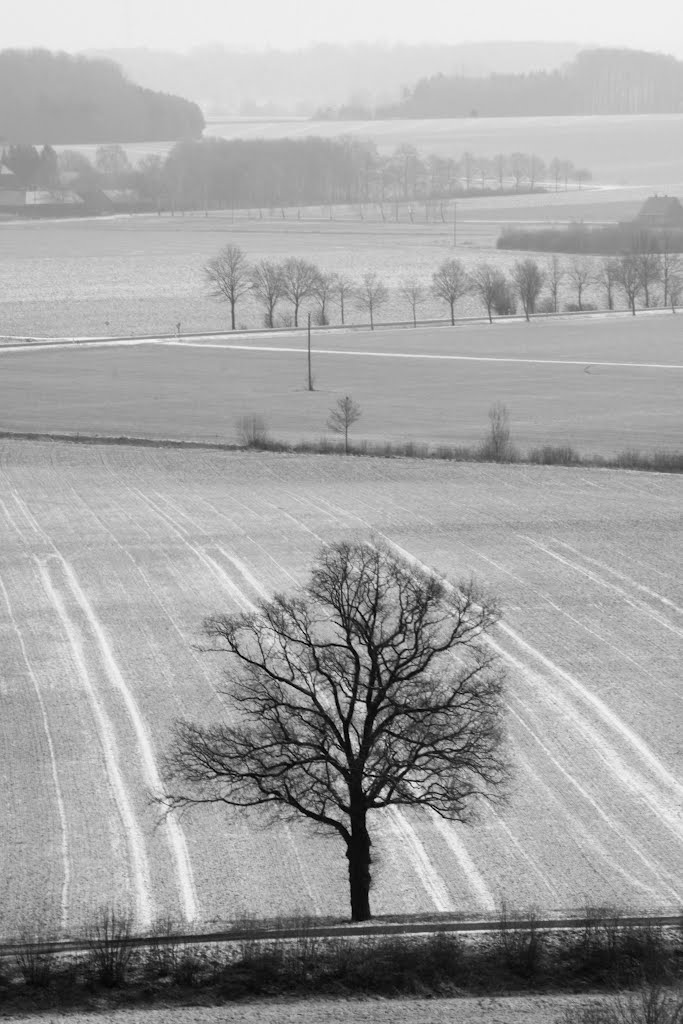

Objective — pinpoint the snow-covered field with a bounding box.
[1,441,681,938]
[0,185,670,339]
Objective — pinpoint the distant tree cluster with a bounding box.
[319,48,683,119]
[142,139,589,212]
[498,223,683,255]
[0,49,204,144]
[206,246,683,330]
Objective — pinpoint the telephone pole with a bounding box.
[307,313,313,391]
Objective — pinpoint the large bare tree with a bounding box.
[280,258,321,327]
[204,245,252,330]
[634,253,661,309]
[431,259,470,325]
[511,258,545,321]
[250,260,284,328]
[355,271,389,330]
[162,540,508,922]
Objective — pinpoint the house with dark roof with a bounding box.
[634,195,683,229]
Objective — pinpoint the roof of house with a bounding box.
[636,195,683,219]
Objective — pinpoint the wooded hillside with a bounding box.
[0,49,204,144]
[320,49,683,119]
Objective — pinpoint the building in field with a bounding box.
[633,195,683,229]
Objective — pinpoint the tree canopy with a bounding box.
[162,539,509,921]
[0,49,204,144]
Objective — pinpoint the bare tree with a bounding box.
[332,274,355,326]
[204,245,252,330]
[598,257,619,311]
[566,257,595,311]
[431,259,470,325]
[668,262,683,312]
[399,276,426,327]
[469,263,513,323]
[613,255,641,315]
[355,272,389,330]
[312,271,335,326]
[162,539,508,922]
[493,153,507,191]
[511,258,545,321]
[280,258,320,327]
[546,255,565,313]
[250,260,284,328]
[327,395,362,453]
[659,237,683,309]
[634,253,661,309]
[481,401,517,461]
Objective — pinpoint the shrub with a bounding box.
[236,413,270,448]
[559,984,683,1024]
[564,302,598,312]
[479,401,519,462]
[528,444,581,465]
[85,907,134,987]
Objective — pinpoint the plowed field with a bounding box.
[1,441,681,936]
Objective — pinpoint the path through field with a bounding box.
[1,442,681,936]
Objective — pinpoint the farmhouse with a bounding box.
[633,194,683,229]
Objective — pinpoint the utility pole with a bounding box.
[453,201,457,247]
[307,313,313,391]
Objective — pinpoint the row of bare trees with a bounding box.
[205,247,388,329]
[205,246,683,331]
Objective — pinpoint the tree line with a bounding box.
[498,223,683,256]
[34,138,591,211]
[320,48,683,119]
[206,246,683,330]
[0,49,204,145]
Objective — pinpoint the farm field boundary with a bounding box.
[1,911,682,959]
[0,303,678,349]
[1,429,682,474]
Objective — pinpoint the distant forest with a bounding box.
[93,41,582,117]
[317,49,683,119]
[0,50,204,144]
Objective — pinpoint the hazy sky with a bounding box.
[6,0,682,56]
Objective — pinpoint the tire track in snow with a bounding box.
[385,541,683,881]
[52,555,198,923]
[129,489,259,613]
[387,809,455,913]
[37,559,154,927]
[0,573,71,931]
[8,472,200,923]
[552,540,683,617]
[522,537,683,639]
[508,706,680,901]
[429,813,496,912]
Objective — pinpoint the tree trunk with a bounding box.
[450,301,455,326]
[346,808,372,921]
[230,303,236,330]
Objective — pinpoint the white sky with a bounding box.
[6,0,682,56]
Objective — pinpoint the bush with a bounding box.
[236,413,270,448]
[495,901,546,981]
[537,297,557,314]
[85,907,134,988]
[479,401,519,462]
[559,984,683,1024]
[528,444,581,465]
[564,302,598,312]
